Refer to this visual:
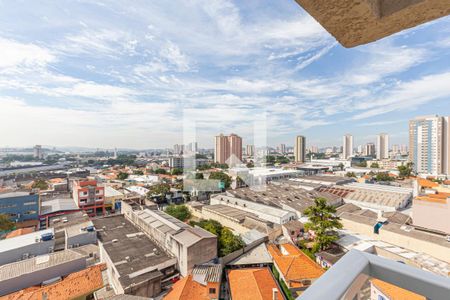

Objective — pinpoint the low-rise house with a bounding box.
[93,215,178,298]
[164,264,222,300]
[268,243,324,295]
[281,220,304,243]
[227,268,284,300]
[314,247,345,269]
[370,279,426,300]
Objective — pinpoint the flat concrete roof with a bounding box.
[92,215,176,289]
[0,228,54,253]
[0,249,85,281]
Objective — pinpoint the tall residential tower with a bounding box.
[294,136,306,163]
[409,115,450,176]
[376,133,389,160]
[214,134,243,166]
[342,134,353,159]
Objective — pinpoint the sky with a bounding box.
[0,0,449,150]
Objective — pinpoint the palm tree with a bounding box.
[304,197,343,252]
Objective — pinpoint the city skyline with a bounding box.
[0,1,449,148]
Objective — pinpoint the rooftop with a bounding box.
[1,263,105,300]
[371,279,426,300]
[0,191,33,199]
[4,227,34,239]
[133,209,215,247]
[0,249,85,282]
[228,243,273,266]
[227,268,282,300]
[0,228,54,253]
[226,182,341,214]
[40,197,79,215]
[164,264,222,300]
[202,204,258,223]
[268,243,324,287]
[92,215,176,289]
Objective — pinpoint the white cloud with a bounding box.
[0,38,54,70]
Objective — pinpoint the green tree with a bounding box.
[337,163,344,171]
[375,172,393,181]
[398,162,413,178]
[171,168,183,175]
[147,183,171,200]
[32,179,48,190]
[219,228,245,257]
[304,197,343,252]
[0,214,14,231]
[165,204,191,222]
[195,172,204,180]
[370,162,380,168]
[190,219,244,256]
[154,168,167,174]
[133,170,144,175]
[117,172,129,180]
[357,161,367,167]
[246,161,254,168]
[209,171,232,188]
[345,172,356,178]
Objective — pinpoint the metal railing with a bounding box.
[298,249,450,300]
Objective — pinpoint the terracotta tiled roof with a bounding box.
[1,264,106,300]
[418,178,439,189]
[415,192,450,204]
[268,243,324,288]
[164,275,211,300]
[5,227,34,239]
[371,279,426,300]
[227,268,282,300]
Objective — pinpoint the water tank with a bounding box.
[41,233,54,241]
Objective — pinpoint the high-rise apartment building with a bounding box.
[364,143,375,157]
[294,136,306,163]
[400,144,408,155]
[279,144,286,154]
[33,145,43,159]
[392,144,400,155]
[214,134,242,165]
[246,144,255,156]
[409,115,450,175]
[342,134,353,159]
[376,133,389,160]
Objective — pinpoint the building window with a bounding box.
[378,296,386,300]
[23,202,36,206]
[209,288,216,294]
[24,210,37,215]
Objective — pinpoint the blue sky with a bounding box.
[0,0,449,150]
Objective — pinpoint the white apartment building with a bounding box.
[343,134,354,159]
[376,133,389,160]
[409,115,450,176]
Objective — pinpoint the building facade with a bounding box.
[376,133,389,160]
[294,135,306,163]
[0,192,39,224]
[214,134,242,166]
[343,134,354,159]
[246,144,254,157]
[409,115,450,176]
[72,180,105,217]
[364,143,376,157]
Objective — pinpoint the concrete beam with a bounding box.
[295,0,450,47]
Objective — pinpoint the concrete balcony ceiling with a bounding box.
[295,0,450,47]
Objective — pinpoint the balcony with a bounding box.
[298,249,450,300]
